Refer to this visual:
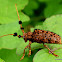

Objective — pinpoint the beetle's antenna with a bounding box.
[15,4,20,21]
[0,33,23,38]
[15,4,24,34]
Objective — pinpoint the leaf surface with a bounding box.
[0,0,30,24]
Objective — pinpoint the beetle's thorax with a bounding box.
[23,32,33,42]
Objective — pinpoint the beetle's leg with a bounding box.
[43,43,59,57]
[48,45,54,54]
[20,45,29,61]
[49,47,62,54]
[28,41,32,56]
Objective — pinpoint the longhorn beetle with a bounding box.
[0,4,62,61]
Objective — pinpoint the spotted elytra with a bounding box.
[0,4,62,61]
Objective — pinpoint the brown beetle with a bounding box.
[0,4,62,61]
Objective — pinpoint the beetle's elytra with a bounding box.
[0,4,62,61]
[23,29,61,44]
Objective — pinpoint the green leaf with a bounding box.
[16,40,29,55]
[0,49,37,62]
[0,58,5,62]
[0,49,29,62]
[0,0,30,24]
[0,21,22,49]
[33,48,62,62]
[38,0,62,3]
[38,0,50,2]
[44,4,62,17]
[38,0,62,18]
[23,0,39,16]
[43,15,62,38]
[30,21,44,32]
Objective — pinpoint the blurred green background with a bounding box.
[0,0,62,62]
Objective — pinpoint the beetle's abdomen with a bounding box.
[31,29,61,44]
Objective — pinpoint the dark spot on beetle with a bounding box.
[51,32,53,33]
[54,36,55,37]
[46,31,48,33]
[48,38,51,41]
[50,38,51,40]
[53,33,56,35]
[51,34,52,36]
[31,35,32,36]
[42,31,44,32]
[43,39,44,40]
[48,39,50,41]
[27,38,29,40]
[45,36,46,37]
[55,41,57,43]
[38,33,39,34]
[58,35,59,36]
